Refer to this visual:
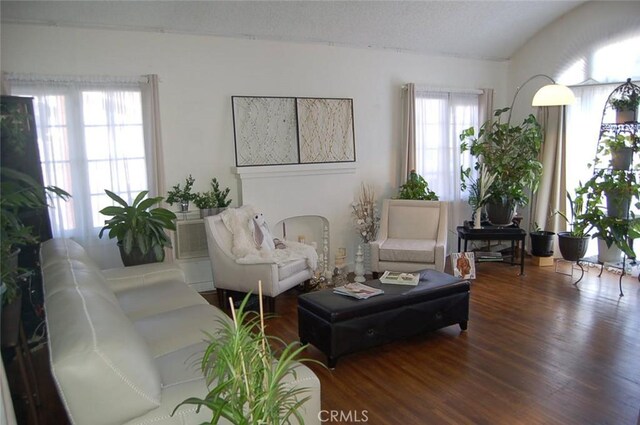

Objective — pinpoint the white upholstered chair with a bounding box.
[370,199,448,274]
[204,212,314,311]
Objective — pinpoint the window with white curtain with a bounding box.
[415,89,480,251]
[9,75,156,267]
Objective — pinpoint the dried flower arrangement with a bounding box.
[351,183,379,243]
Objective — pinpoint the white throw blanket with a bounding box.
[220,206,318,270]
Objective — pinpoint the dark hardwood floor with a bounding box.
[7,259,640,424]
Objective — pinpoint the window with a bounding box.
[414,89,481,251]
[9,75,158,267]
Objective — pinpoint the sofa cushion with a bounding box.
[134,304,231,358]
[155,342,208,387]
[40,238,101,271]
[46,288,162,425]
[116,280,209,321]
[379,238,436,263]
[42,260,119,306]
[388,204,440,240]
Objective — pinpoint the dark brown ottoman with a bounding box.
[298,269,470,367]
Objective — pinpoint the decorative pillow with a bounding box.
[250,213,276,251]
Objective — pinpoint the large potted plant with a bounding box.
[193,178,232,218]
[1,102,70,343]
[98,190,177,266]
[174,292,319,424]
[166,175,196,212]
[460,107,543,225]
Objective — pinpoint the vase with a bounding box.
[179,201,189,212]
[354,245,366,283]
[474,207,482,228]
[362,242,371,273]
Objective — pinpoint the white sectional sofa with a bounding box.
[40,238,321,425]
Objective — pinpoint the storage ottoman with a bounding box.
[298,269,470,367]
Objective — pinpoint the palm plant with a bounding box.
[174,291,319,424]
[98,190,176,265]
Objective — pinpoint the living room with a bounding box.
[1,1,640,424]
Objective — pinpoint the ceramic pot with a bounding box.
[530,231,555,257]
[486,199,516,226]
[610,146,634,170]
[557,232,590,261]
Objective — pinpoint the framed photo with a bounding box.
[451,252,476,279]
[297,98,355,163]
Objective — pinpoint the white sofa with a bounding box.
[40,238,321,425]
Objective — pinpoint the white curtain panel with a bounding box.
[415,88,481,253]
[400,83,416,185]
[8,74,162,268]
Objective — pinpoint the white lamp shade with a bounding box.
[532,84,575,106]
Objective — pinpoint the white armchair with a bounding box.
[371,199,448,274]
[204,211,314,312]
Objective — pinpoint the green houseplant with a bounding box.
[610,91,639,124]
[193,178,232,217]
[98,190,177,266]
[555,189,594,261]
[166,175,196,212]
[174,292,319,424]
[460,107,543,225]
[398,170,438,201]
[594,134,636,170]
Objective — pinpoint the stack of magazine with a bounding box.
[379,271,420,285]
[333,283,384,300]
[476,252,503,262]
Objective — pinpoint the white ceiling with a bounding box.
[1,1,587,61]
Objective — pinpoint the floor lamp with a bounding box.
[510,74,575,240]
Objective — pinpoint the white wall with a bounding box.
[1,23,507,265]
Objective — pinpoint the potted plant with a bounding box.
[610,91,639,124]
[555,189,594,261]
[461,163,495,228]
[595,134,636,170]
[193,178,232,218]
[166,175,196,212]
[173,292,320,424]
[460,107,543,225]
[98,190,177,266]
[529,222,555,258]
[1,102,70,343]
[596,170,640,219]
[398,170,439,201]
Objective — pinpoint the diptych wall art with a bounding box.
[232,96,355,166]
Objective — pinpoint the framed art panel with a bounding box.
[296,98,355,163]
[232,96,299,166]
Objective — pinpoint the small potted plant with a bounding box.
[529,222,555,258]
[597,170,640,219]
[610,91,639,124]
[398,170,438,200]
[193,178,232,218]
[596,134,636,170]
[555,188,594,261]
[98,190,177,266]
[166,175,196,212]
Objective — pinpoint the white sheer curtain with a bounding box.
[8,74,163,268]
[415,88,481,252]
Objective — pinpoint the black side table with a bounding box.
[456,225,526,275]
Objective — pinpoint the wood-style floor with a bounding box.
[7,259,640,424]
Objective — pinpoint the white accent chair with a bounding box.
[370,199,448,274]
[204,212,314,312]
